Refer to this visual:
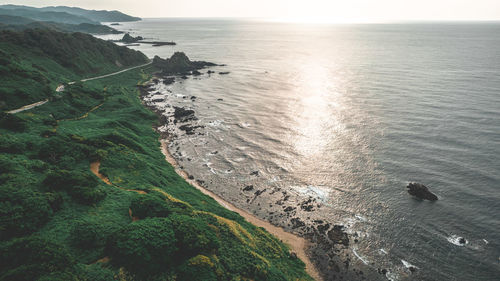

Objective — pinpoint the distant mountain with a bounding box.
[41,6,141,22]
[0,15,33,25]
[0,5,141,23]
[0,15,122,34]
[0,7,97,25]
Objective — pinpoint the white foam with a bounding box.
[385,271,399,281]
[238,122,251,128]
[379,248,388,255]
[207,120,227,129]
[290,185,330,203]
[401,259,418,270]
[352,248,369,265]
[483,239,489,244]
[355,214,368,222]
[447,234,468,246]
[204,162,217,174]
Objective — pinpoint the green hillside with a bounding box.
[0,15,122,34]
[0,29,312,280]
[0,29,148,110]
[0,7,97,25]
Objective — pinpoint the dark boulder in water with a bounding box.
[407,182,438,201]
[172,106,196,123]
[152,52,217,75]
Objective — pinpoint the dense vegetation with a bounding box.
[0,29,148,111]
[0,30,312,280]
[0,7,97,25]
[0,15,122,34]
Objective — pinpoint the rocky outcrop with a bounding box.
[152,52,217,75]
[407,182,438,201]
[172,106,196,123]
[121,33,143,43]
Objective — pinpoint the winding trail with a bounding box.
[6,62,152,114]
[79,62,152,83]
[160,140,322,281]
[6,100,49,114]
[90,160,145,223]
[89,161,147,195]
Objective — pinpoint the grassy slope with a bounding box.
[0,29,147,111]
[0,33,312,280]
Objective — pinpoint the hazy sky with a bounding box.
[2,0,500,22]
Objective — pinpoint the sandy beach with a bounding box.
[160,139,322,281]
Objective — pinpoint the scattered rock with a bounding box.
[327,225,349,246]
[243,185,254,191]
[173,107,196,122]
[162,77,175,85]
[179,124,204,135]
[291,217,305,229]
[219,71,230,75]
[254,189,265,197]
[407,182,438,201]
[250,170,259,176]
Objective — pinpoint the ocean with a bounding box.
[98,19,500,280]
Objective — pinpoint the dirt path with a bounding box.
[7,62,151,114]
[90,161,146,222]
[6,99,49,114]
[90,161,112,185]
[90,161,147,195]
[160,140,322,281]
[79,62,152,83]
[58,103,104,122]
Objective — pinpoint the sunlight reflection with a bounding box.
[291,60,343,157]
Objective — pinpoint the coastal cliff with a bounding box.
[0,29,313,280]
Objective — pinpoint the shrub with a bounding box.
[77,264,115,281]
[45,192,64,211]
[169,214,220,258]
[0,112,27,132]
[177,255,219,281]
[0,134,25,153]
[38,135,93,165]
[42,169,105,204]
[0,186,52,240]
[107,218,177,274]
[129,195,171,219]
[70,218,117,249]
[0,236,76,281]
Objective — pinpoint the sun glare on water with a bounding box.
[266,0,371,24]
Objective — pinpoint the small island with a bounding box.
[118,33,176,46]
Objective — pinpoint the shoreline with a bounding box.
[159,139,323,281]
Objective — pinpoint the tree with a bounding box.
[107,218,177,274]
